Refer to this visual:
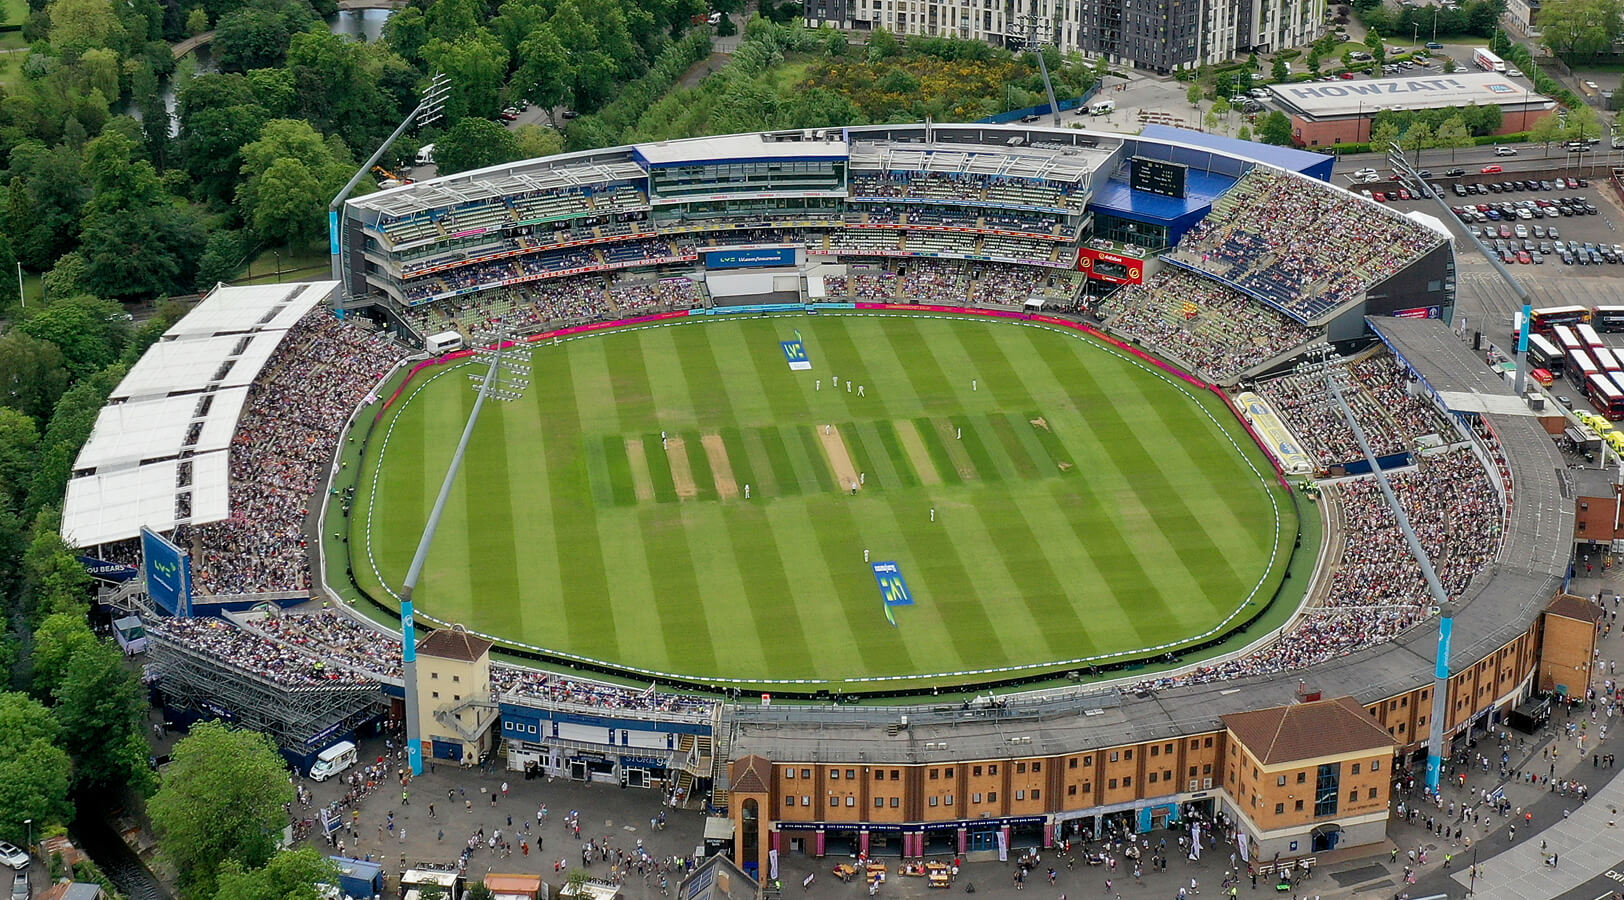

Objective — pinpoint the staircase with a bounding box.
[707,713,736,813]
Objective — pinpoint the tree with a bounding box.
[54,638,155,796]
[423,32,510,121]
[1187,81,1202,107]
[244,158,327,247]
[512,124,564,161]
[1272,56,1289,81]
[0,333,69,425]
[865,27,898,60]
[1538,0,1624,60]
[149,721,296,900]
[1237,124,1252,141]
[1433,114,1472,161]
[1402,121,1433,163]
[26,367,123,520]
[213,7,291,72]
[216,850,341,900]
[46,0,125,59]
[512,25,572,118]
[0,693,74,844]
[1530,108,1567,152]
[433,119,524,177]
[0,407,37,515]
[1370,118,1402,151]
[1306,48,1322,75]
[1565,102,1603,143]
[1369,30,1386,65]
[15,294,129,377]
[1260,110,1294,145]
[196,230,245,289]
[5,143,91,271]
[29,613,95,701]
[185,6,207,35]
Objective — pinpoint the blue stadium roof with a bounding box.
[1137,126,1336,181]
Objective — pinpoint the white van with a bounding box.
[309,741,357,782]
[1088,99,1116,116]
[415,144,435,166]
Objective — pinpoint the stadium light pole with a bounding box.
[1316,348,1455,794]
[1017,14,1063,128]
[398,323,530,776]
[327,73,451,310]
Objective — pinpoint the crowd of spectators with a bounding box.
[1254,355,1447,466]
[1173,168,1444,320]
[847,172,1086,211]
[153,617,375,687]
[252,610,404,680]
[897,260,970,302]
[824,271,897,299]
[608,277,701,313]
[1131,442,1504,692]
[1100,270,1318,382]
[189,314,404,595]
[495,667,715,716]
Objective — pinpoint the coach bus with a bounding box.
[1570,348,1600,387]
[1530,306,1593,336]
[1596,306,1624,332]
[1589,373,1624,419]
[1527,334,1565,376]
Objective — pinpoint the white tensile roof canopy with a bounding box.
[60,281,339,548]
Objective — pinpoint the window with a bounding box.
[452,675,460,683]
[1205,737,1213,748]
[945,795,953,806]
[1149,772,1158,784]
[1016,763,1026,774]
[945,768,954,778]
[890,798,899,808]
[830,798,840,809]
[1068,758,1078,769]
[1110,752,1119,763]
[431,672,439,680]
[973,793,983,804]
[891,770,899,780]
[1123,776,1132,787]
[1108,778,1118,790]
[1351,763,1361,775]
[1368,787,1378,799]
[1068,785,1077,796]
[831,770,840,780]
[1016,790,1026,800]
[1190,739,1200,750]
[930,797,939,807]
[1296,772,1306,784]
[987,791,997,802]
[1295,799,1304,811]
[1124,750,1133,760]
[432,691,440,698]
[1032,790,1040,800]
[1315,763,1341,817]
[875,771,885,781]
[1275,803,1285,815]
[1032,762,1041,773]
[1348,790,1358,803]
[1371,760,1381,772]
[1150,745,1159,757]
[802,796,810,806]
[787,798,796,808]
[1083,755,1093,766]
[973,766,982,777]
[875,798,884,808]
[1277,775,1286,786]
[846,770,856,779]
[1082,782,1092,793]
[787,769,795,780]
[846,797,855,807]
[929,769,938,780]
[989,765,999,775]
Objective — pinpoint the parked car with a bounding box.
[0,845,25,871]
[1353,167,1379,180]
[10,870,24,900]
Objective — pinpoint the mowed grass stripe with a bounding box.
[537,352,616,651]
[933,490,1071,660]
[416,386,475,610]
[755,426,800,496]
[714,504,817,675]
[878,316,964,414]
[718,426,758,495]
[950,414,1006,482]
[850,421,903,489]
[796,426,838,493]
[842,422,883,491]
[636,507,720,672]
[681,431,719,502]
[592,511,671,669]
[599,437,638,506]
[462,406,523,637]
[985,414,1042,480]
[911,417,962,484]
[943,319,1038,412]
[965,488,1095,655]
[871,420,920,487]
[643,435,679,503]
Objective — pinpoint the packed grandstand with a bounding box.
[55,120,1535,732]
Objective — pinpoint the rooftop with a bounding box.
[1268,72,1555,119]
[1547,593,1605,624]
[635,132,848,167]
[1221,696,1396,765]
[418,627,494,662]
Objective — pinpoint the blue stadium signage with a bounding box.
[704,247,796,269]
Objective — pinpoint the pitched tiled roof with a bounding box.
[731,755,772,794]
[1547,593,1605,624]
[417,628,494,662]
[1221,696,1395,766]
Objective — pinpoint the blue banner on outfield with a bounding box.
[781,340,812,370]
[872,561,914,606]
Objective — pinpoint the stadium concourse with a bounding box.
[64,122,1589,886]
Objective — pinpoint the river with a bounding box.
[70,809,171,900]
[136,8,397,135]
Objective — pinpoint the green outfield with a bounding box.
[349,312,1296,687]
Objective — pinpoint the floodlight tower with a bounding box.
[1017,14,1064,128]
[399,323,531,776]
[327,73,452,308]
[1309,345,1455,794]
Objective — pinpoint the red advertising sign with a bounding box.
[1076,246,1145,285]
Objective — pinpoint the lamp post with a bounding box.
[22,820,31,860]
[1432,7,1439,41]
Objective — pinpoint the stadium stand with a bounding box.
[1170,168,1444,322]
[1253,355,1447,466]
[1100,270,1318,383]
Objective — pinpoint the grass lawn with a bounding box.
[237,245,330,285]
[346,312,1297,689]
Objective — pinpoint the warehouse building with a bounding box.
[1266,72,1557,148]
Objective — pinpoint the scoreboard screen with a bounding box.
[1130,157,1189,200]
